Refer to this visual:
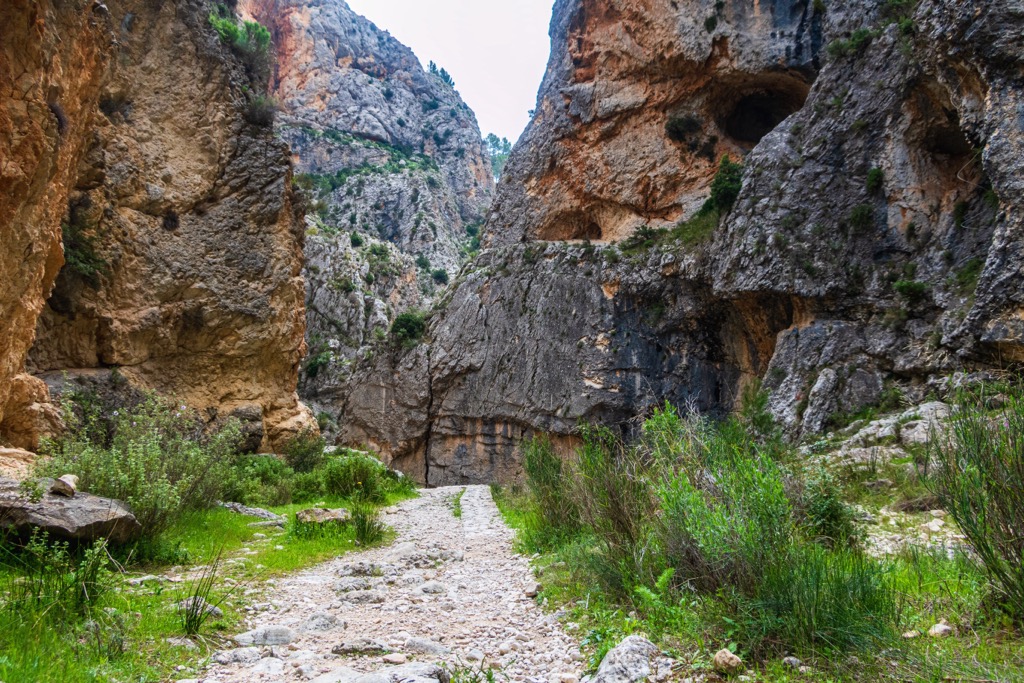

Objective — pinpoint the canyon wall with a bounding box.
[338,0,1024,484]
[1,0,313,452]
[240,0,494,435]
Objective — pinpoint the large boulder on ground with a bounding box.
[296,507,351,526]
[0,477,141,543]
[592,635,661,683]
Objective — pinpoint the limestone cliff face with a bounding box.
[340,0,1024,484]
[239,0,494,432]
[0,0,113,449]
[2,0,313,451]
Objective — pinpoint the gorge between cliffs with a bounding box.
[2,0,1024,681]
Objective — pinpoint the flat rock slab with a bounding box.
[297,507,352,525]
[233,625,295,646]
[0,477,141,543]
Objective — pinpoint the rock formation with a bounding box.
[1,0,314,452]
[238,0,494,432]
[338,0,1024,484]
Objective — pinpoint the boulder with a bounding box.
[50,474,79,497]
[233,625,295,646]
[296,507,351,526]
[0,477,141,543]
[712,649,744,676]
[592,635,660,683]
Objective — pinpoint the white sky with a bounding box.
[345,0,555,144]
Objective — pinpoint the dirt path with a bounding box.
[201,485,583,683]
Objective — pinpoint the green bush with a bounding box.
[322,453,386,503]
[570,424,657,590]
[743,544,898,652]
[931,387,1024,621]
[223,454,294,507]
[283,428,327,473]
[523,436,580,539]
[209,11,273,82]
[704,156,743,215]
[431,268,449,285]
[848,204,875,233]
[893,279,929,303]
[390,311,426,347]
[352,503,387,545]
[350,232,364,247]
[292,471,326,504]
[866,167,884,194]
[800,467,859,547]
[242,94,277,127]
[39,396,241,536]
[1,531,112,623]
[665,114,702,142]
[827,28,875,59]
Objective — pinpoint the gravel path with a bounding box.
[201,486,583,683]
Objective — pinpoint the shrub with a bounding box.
[848,204,875,233]
[893,279,929,303]
[705,155,743,214]
[431,268,449,285]
[223,454,294,507]
[671,209,718,247]
[415,254,431,270]
[866,167,884,194]
[800,467,859,547]
[827,28,875,59]
[62,198,108,286]
[283,428,327,473]
[350,232,364,247]
[322,453,386,503]
[742,544,898,652]
[666,114,702,142]
[931,388,1024,621]
[292,470,326,503]
[523,436,580,540]
[390,311,426,347]
[39,396,241,536]
[209,12,273,82]
[570,424,657,590]
[243,94,278,127]
[352,503,387,545]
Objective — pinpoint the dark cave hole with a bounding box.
[721,88,807,145]
[924,119,974,159]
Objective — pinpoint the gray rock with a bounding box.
[403,636,451,656]
[592,635,660,683]
[213,647,262,665]
[331,638,390,655]
[50,474,79,497]
[250,657,286,676]
[299,611,344,632]
[296,508,351,526]
[343,589,386,604]
[309,668,363,683]
[220,502,286,524]
[0,477,141,543]
[417,580,447,595]
[233,625,296,646]
[334,577,373,593]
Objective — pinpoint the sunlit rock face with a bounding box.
[239,0,495,439]
[333,0,1024,485]
[3,0,314,452]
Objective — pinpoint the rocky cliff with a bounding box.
[239,0,494,432]
[339,0,1024,485]
[1,0,313,452]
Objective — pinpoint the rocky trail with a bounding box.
[202,486,584,682]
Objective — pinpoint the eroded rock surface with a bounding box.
[238,0,494,439]
[3,0,314,451]
[339,0,1024,483]
[0,477,141,543]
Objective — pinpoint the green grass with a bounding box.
[0,488,416,682]
[493,397,1024,681]
[450,488,466,518]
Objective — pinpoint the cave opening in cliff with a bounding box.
[714,74,811,147]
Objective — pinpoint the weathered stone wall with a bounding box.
[2,0,314,452]
[338,0,1024,485]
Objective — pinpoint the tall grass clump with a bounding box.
[931,387,1024,621]
[513,403,900,656]
[38,395,241,536]
[519,435,580,548]
[1,531,112,623]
